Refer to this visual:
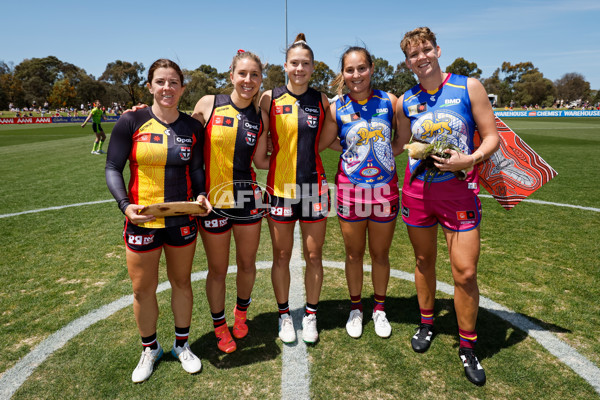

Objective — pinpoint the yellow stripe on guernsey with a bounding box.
[273,93,299,198]
[209,106,238,208]
[135,119,168,228]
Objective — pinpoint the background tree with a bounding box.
[483,69,511,107]
[310,61,335,98]
[513,70,555,107]
[388,61,417,97]
[99,61,145,107]
[371,56,394,92]
[555,72,591,103]
[179,67,220,110]
[74,76,107,108]
[445,57,482,78]
[47,78,77,108]
[262,64,285,91]
[13,56,64,107]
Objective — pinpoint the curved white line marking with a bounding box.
[2,262,599,398]
[0,200,114,219]
[0,196,598,220]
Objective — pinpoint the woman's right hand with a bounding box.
[124,204,156,225]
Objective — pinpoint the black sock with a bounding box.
[175,326,190,347]
[141,332,158,350]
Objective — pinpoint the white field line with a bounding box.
[0,196,598,220]
[281,224,310,400]
[1,200,599,398]
[1,261,599,397]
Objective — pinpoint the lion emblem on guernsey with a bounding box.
[421,118,452,139]
[356,127,385,146]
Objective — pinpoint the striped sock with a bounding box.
[420,308,435,326]
[175,326,190,348]
[277,301,290,316]
[305,302,318,316]
[141,332,158,350]
[350,294,363,312]
[92,141,99,152]
[98,140,104,151]
[458,328,478,349]
[236,297,251,312]
[373,293,386,313]
[211,310,226,329]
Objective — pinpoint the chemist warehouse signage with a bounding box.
[494,110,600,117]
[0,115,120,124]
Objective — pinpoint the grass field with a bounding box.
[0,118,599,399]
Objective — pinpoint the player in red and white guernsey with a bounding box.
[396,27,499,386]
[256,33,330,345]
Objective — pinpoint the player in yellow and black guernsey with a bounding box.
[203,93,264,232]
[105,106,206,231]
[266,85,328,219]
[256,33,330,345]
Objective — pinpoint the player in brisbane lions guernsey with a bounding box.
[319,46,401,341]
[255,33,330,345]
[105,59,210,383]
[191,50,267,354]
[397,27,499,386]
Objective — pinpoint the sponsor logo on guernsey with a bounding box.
[164,128,171,135]
[440,98,461,107]
[244,121,260,133]
[340,112,361,124]
[176,136,193,144]
[408,102,427,116]
[275,105,294,115]
[303,105,320,115]
[137,134,164,144]
[214,115,235,127]
[373,108,389,117]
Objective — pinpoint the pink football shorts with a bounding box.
[401,194,482,231]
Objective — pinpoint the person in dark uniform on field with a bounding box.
[255,33,330,345]
[396,27,500,386]
[105,59,211,383]
[82,100,107,154]
[191,50,267,354]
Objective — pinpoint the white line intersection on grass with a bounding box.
[1,201,600,398]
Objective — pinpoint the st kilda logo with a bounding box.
[244,121,260,146]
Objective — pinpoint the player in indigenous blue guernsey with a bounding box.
[256,33,330,345]
[319,47,399,341]
[191,50,267,354]
[396,27,499,386]
[105,59,210,383]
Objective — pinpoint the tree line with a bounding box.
[0,55,597,111]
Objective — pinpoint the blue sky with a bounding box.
[3,0,599,90]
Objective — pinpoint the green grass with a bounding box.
[0,118,599,399]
